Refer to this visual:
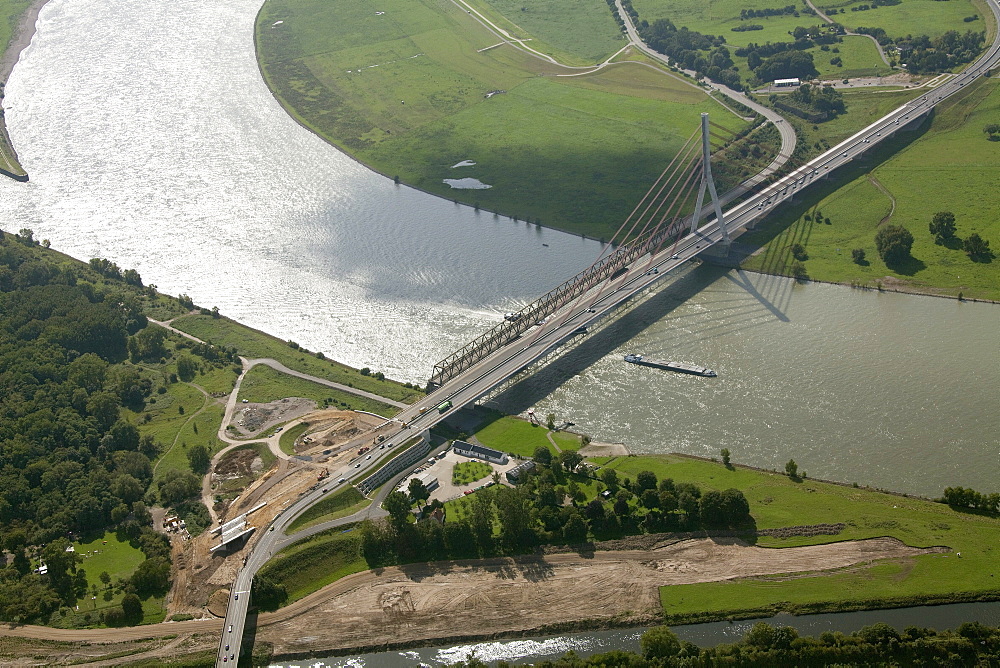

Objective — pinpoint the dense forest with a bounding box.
[0,229,199,624]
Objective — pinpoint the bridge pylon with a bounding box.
[689,112,729,245]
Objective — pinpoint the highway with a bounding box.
[217,2,1000,660]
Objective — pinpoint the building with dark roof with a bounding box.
[453,440,509,465]
[506,459,535,484]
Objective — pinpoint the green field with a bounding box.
[69,532,167,626]
[811,35,888,80]
[0,0,30,176]
[236,364,399,417]
[287,486,370,532]
[258,525,366,603]
[593,454,1000,622]
[472,0,626,63]
[256,0,755,238]
[170,315,422,403]
[828,0,984,40]
[473,415,581,457]
[452,461,493,485]
[742,76,1000,300]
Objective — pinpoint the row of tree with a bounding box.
[638,19,745,90]
[452,621,1000,666]
[360,450,753,569]
[941,486,1000,514]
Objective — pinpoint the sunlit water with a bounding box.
[291,601,1000,665]
[2,0,997,499]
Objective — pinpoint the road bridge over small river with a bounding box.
[216,4,1000,660]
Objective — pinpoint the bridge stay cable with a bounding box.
[429,117,720,388]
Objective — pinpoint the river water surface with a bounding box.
[1,0,997,498]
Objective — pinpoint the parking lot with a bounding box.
[399,447,523,503]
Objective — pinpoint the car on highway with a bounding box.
[228,625,233,633]
[338,477,346,483]
[670,254,679,260]
[355,463,361,468]
[366,455,372,460]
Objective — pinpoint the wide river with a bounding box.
[1,0,997,505]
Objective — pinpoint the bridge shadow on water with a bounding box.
[489,261,788,414]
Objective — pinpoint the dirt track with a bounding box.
[0,537,940,664]
[256,536,939,656]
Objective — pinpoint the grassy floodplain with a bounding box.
[742,76,1000,299]
[170,314,422,403]
[594,454,1000,623]
[473,414,582,457]
[236,363,400,416]
[471,0,626,63]
[255,0,755,238]
[0,0,31,177]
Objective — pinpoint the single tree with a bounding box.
[186,444,210,475]
[963,233,992,260]
[600,467,619,492]
[851,248,866,264]
[407,478,430,506]
[641,626,682,659]
[984,123,1000,139]
[558,449,583,473]
[121,593,143,623]
[785,458,799,478]
[790,243,808,261]
[929,211,957,244]
[532,446,552,467]
[874,225,914,264]
[720,448,731,467]
[383,490,412,528]
[546,413,556,430]
[636,470,658,492]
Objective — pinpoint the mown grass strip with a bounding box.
[287,486,370,533]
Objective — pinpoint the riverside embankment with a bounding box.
[0,0,44,179]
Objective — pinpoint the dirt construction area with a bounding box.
[0,536,944,664]
[256,536,941,657]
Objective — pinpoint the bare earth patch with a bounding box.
[256,536,939,656]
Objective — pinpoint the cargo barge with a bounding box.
[624,354,717,377]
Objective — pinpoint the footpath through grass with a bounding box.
[596,454,1000,623]
[473,415,582,457]
[237,364,399,417]
[255,0,755,238]
[170,315,422,403]
[742,76,1000,300]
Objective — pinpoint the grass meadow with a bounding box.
[742,76,1000,300]
[170,315,421,403]
[473,415,582,457]
[826,0,985,40]
[255,0,754,238]
[594,454,1000,623]
[470,0,626,63]
[236,364,400,416]
[287,486,370,532]
[258,525,366,603]
[67,532,167,626]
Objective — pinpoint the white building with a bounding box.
[453,440,509,465]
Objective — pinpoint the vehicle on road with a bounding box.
[437,400,452,413]
[355,463,361,468]
[670,254,679,260]
[366,455,372,460]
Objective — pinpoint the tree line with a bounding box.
[449,620,1000,666]
[359,449,752,568]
